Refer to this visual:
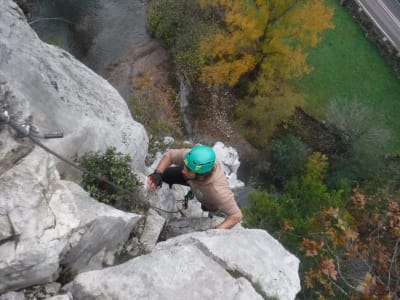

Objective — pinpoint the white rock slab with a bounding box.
[64,229,300,300]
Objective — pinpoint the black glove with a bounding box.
[149,170,163,188]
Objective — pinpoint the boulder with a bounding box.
[139,208,166,253]
[64,229,300,300]
[156,229,301,300]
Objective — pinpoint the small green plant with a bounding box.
[79,147,142,211]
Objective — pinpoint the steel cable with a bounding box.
[0,110,181,214]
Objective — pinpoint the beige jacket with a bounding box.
[166,149,241,216]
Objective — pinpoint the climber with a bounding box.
[148,145,243,229]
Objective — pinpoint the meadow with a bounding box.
[294,0,400,152]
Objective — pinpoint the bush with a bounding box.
[244,150,400,299]
[243,153,352,299]
[325,97,391,187]
[79,147,142,211]
[270,134,311,184]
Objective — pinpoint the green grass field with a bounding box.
[293,0,400,152]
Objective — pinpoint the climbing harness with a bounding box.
[181,189,225,218]
[0,110,180,214]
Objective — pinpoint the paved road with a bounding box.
[356,0,400,51]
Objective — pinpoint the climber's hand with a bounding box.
[148,170,163,190]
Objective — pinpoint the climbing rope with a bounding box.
[0,110,181,214]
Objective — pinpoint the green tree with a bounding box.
[270,134,311,184]
[147,0,218,80]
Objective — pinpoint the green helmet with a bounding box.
[184,145,216,174]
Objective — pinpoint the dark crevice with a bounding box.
[0,213,20,248]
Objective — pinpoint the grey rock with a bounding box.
[0,148,143,293]
[45,295,72,300]
[162,216,224,239]
[0,0,148,178]
[44,282,62,295]
[0,0,148,293]
[65,229,300,300]
[156,229,301,300]
[64,242,263,300]
[139,209,166,253]
[0,213,12,241]
[213,141,244,189]
[0,291,25,300]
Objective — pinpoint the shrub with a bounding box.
[244,150,400,299]
[270,134,311,184]
[325,97,391,187]
[244,153,351,299]
[79,147,142,211]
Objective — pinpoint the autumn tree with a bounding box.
[198,0,335,92]
[244,152,348,298]
[147,0,335,148]
[234,83,304,148]
[149,0,334,89]
[197,0,334,146]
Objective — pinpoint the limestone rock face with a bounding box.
[0,0,148,176]
[0,0,147,293]
[64,229,300,300]
[156,229,301,300]
[213,141,244,189]
[0,148,143,293]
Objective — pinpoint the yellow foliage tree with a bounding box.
[235,83,304,148]
[198,0,335,92]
